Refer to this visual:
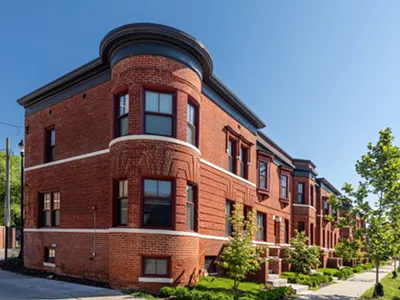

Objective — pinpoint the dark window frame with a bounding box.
[284,219,289,244]
[115,92,130,138]
[44,247,55,263]
[142,89,176,138]
[239,145,249,179]
[186,184,197,231]
[225,200,234,236]
[186,98,199,147]
[280,174,289,200]
[298,221,305,233]
[142,256,171,278]
[227,139,237,174]
[141,177,175,230]
[204,256,217,273]
[256,212,266,241]
[45,127,55,163]
[310,184,314,207]
[114,179,128,226]
[257,151,273,194]
[39,191,60,228]
[297,183,304,204]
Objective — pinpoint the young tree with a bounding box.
[0,151,21,226]
[285,231,320,275]
[328,128,400,297]
[217,202,267,291]
[335,238,364,265]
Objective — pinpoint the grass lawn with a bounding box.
[123,276,265,299]
[359,273,400,300]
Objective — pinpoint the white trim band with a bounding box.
[200,159,257,187]
[293,204,316,212]
[109,135,201,155]
[43,262,56,268]
[25,228,109,233]
[25,149,110,172]
[138,277,173,283]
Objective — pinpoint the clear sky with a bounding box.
[0,1,399,194]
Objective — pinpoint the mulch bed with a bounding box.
[0,259,111,289]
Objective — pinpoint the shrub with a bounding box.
[284,273,332,288]
[319,268,338,276]
[353,265,364,273]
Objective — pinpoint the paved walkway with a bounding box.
[0,270,139,300]
[299,264,393,299]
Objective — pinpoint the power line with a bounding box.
[0,122,23,136]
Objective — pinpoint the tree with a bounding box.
[216,202,267,292]
[328,128,400,297]
[285,231,320,275]
[335,238,364,265]
[0,151,21,227]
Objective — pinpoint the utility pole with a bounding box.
[4,138,10,260]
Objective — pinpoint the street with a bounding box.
[0,270,136,300]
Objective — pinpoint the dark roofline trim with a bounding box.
[257,131,293,160]
[256,139,295,169]
[317,177,341,196]
[293,158,317,169]
[16,23,266,129]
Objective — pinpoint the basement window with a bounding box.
[44,247,55,264]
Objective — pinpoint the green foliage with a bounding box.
[123,290,155,299]
[216,202,267,291]
[335,238,364,264]
[285,230,320,275]
[159,284,294,300]
[359,273,400,300]
[318,268,338,276]
[0,151,21,226]
[283,272,332,288]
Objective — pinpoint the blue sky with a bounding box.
[1,1,399,194]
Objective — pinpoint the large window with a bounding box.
[143,257,169,277]
[144,91,174,137]
[116,94,129,137]
[310,185,314,207]
[297,183,304,203]
[187,103,197,146]
[281,175,288,199]
[143,179,172,228]
[116,180,128,226]
[186,185,196,231]
[239,146,248,179]
[256,212,266,241]
[40,192,60,227]
[228,140,236,173]
[259,161,268,190]
[298,222,305,233]
[225,201,233,236]
[46,128,55,162]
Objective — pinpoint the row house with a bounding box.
[18,23,343,291]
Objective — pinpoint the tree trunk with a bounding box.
[376,259,380,285]
[373,259,384,298]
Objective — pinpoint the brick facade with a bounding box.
[18,23,345,291]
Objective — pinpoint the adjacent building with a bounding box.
[18,23,345,291]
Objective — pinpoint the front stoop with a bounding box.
[266,276,309,295]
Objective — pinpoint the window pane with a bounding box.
[225,202,231,215]
[186,203,194,230]
[53,210,60,226]
[119,180,128,197]
[260,176,266,189]
[145,114,172,136]
[187,104,195,124]
[49,147,55,162]
[119,198,128,225]
[145,91,159,112]
[119,94,129,116]
[156,259,168,275]
[145,259,156,275]
[226,219,232,236]
[228,157,234,173]
[281,176,287,187]
[257,213,263,227]
[159,93,172,114]
[143,199,172,227]
[298,184,303,193]
[260,162,266,176]
[45,211,51,227]
[228,140,233,155]
[282,187,287,199]
[144,180,158,196]
[158,181,171,197]
[186,186,194,203]
[50,130,55,146]
[240,163,244,178]
[119,116,128,136]
[187,124,195,145]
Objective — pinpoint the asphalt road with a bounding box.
[0,270,137,300]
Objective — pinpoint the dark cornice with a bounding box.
[293,158,316,169]
[257,131,293,160]
[317,177,341,196]
[17,23,266,129]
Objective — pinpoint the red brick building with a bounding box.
[17,23,343,290]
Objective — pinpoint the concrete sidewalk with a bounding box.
[0,270,139,300]
[299,264,393,300]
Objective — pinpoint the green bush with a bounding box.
[319,268,338,276]
[353,265,364,273]
[284,273,332,288]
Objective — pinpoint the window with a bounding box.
[259,161,268,190]
[225,201,233,236]
[323,229,326,248]
[298,222,305,233]
[310,185,314,207]
[40,192,60,227]
[324,198,329,215]
[228,140,236,173]
[143,179,172,228]
[281,175,288,199]
[297,183,304,203]
[44,247,55,263]
[204,256,217,273]
[256,212,265,241]
[116,93,129,137]
[52,192,60,227]
[143,257,169,277]
[186,185,196,231]
[284,219,289,244]
[46,128,55,162]
[116,180,128,225]
[144,91,174,137]
[187,103,197,146]
[310,223,314,245]
[239,146,248,179]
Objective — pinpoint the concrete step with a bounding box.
[265,278,288,288]
[268,274,280,280]
[283,283,309,295]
